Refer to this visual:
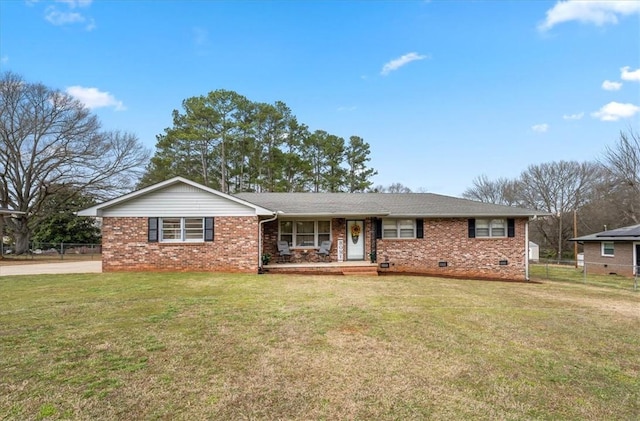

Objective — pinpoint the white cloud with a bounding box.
[380,52,429,76]
[65,86,126,111]
[45,7,84,25]
[56,0,93,8]
[563,112,584,120]
[601,80,622,91]
[1,55,8,64]
[621,66,640,82]
[531,123,549,133]
[591,101,640,121]
[84,17,96,31]
[43,0,95,30]
[193,27,209,46]
[538,0,640,31]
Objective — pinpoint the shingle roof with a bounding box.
[234,192,545,218]
[572,224,640,242]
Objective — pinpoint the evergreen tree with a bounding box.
[31,186,101,245]
[345,136,377,192]
[140,90,378,194]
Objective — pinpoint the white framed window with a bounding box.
[601,241,614,257]
[160,217,204,242]
[476,219,506,238]
[382,219,416,239]
[279,220,331,247]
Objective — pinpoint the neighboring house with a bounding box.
[79,177,547,281]
[571,224,640,277]
[528,241,540,262]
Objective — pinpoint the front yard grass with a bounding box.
[1,273,638,420]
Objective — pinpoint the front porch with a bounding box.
[262,260,379,276]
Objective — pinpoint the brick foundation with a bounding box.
[582,242,635,277]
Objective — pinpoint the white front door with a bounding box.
[346,220,365,260]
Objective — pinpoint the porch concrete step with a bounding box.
[341,266,379,276]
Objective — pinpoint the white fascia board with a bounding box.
[277,212,389,218]
[77,177,276,217]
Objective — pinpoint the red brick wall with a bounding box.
[376,218,528,281]
[263,217,529,281]
[102,216,259,272]
[583,241,635,277]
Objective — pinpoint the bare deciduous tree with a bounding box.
[518,160,604,259]
[462,175,520,206]
[0,72,149,253]
[372,183,412,193]
[600,128,640,224]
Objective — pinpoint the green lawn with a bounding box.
[1,273,638,420]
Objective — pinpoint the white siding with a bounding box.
[99,184,259,217]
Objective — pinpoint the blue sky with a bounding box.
[1,0,639,196]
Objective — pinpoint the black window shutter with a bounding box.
[148,217,158,242]
[507,218,515,237]
[205,217,215,241]
[416,219,424,238]
[468,218,476,238]
[375,218,382,239]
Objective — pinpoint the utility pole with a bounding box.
[558,211,562,263]
[574,209,578,268]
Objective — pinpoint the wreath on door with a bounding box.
[350,223,361,244]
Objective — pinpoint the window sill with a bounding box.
[381,238,418,240]
[158,241,206,245]
[474,237,508,239]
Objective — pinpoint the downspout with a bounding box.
[525,215,536,281]
[258,211,281,274]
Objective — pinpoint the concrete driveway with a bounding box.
[0,261,102,276]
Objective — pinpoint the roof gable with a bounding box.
[78,177,274,217]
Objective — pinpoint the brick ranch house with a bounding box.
[571,224,640,277]
[79,177,547,281]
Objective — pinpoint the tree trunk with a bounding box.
[13,222,30,255]
[0,218,4,260]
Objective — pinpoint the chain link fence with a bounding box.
[1,242,101,261]
[530,259,638,291]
